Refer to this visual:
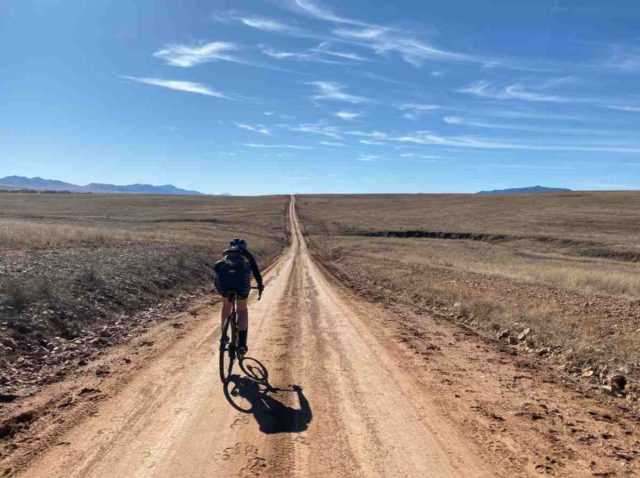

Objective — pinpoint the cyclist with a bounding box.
[217,239,264,356]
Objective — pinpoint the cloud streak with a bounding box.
[282,0,490,67]
[356,154,380,161]
[312,42,369,61]
[442,115,634,136]
[235,123,271,135]
[390,131,640,153]
[309,81,370,103]
[261,46,315,61]
[287,122,343,139]
[154,42,239,67]
[605,45,640,72]
[606,105,640,113]
[333,26,477,67]
[291,0,368,26]
[259,42,368,64]
[244,143,313,150]
[123,76,228,98]
[239,16,293,32]
[335,110,361,120]
[458,81,570,103]
[319,140,346,146]
[398,103,440,119]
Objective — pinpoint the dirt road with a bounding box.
[18,197,500,477]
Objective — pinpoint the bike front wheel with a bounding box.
[219,314,236,383]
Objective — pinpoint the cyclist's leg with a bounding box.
[221,296,233,329]
[236,298,249,351]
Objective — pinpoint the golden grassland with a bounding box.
[0,192,289,255]
[0,192,289,373]
[298,192,640,374]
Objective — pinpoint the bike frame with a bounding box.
[219,287,259,383]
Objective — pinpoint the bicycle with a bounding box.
[219,287,260,383]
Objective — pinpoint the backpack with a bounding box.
[212,252,250,295]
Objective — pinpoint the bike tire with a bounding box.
[219,313,235,383]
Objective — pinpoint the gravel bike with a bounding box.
[219,288,260,383]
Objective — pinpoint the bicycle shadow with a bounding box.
[223,357,312,434]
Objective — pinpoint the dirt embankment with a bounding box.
[358,230,640,263]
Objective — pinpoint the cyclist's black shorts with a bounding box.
[222,289,250,300]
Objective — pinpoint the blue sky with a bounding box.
[2,0,640,195]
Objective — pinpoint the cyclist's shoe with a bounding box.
[237,330,248,357]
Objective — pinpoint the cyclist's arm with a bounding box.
[243,250,264,289]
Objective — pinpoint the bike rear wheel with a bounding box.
[219,312,236,383]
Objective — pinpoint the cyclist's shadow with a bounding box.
[223,357,312,434]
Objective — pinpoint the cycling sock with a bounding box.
[238,330,248,348]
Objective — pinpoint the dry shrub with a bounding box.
[1,277,55,312]
[2,279,30,312]
[76,266,105,291]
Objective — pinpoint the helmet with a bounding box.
[229,238,247,250]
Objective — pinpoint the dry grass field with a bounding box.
[0,192,289,395]
[297,192,640,396]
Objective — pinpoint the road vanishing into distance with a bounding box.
[20,197,495,477]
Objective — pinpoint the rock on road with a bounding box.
[20,197,494,477]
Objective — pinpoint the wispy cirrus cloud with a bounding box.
[319,140,346,147]
[260,45,342,64]
[604,45,640,72]
[154,39,294,73]
[215,11,299,33]
[458,80,571,103]
[345,130,388,140]
[239,16,293,32]
[335,110,361,121]
[333,26,476,67]
[244,143,313,150]
[154,42,239,67]
[400,153,443,160]
[356,154,381,161]
[312,42,369,61]
[605,104,640,113]
[397,103,440,120]
[235,122,271,135]
[287,122,343,139]
[442,115,634,136]
[290,0,368,26]
[459,80,639,113]
[283,0,490,68]
[123,76,228,98]
[309,81,370,103]
[482,109,587,121]
[390,130,640,153]
[259,42,368,64]
[359,71,411,86]
[261,46,315,61]
[457,79,576,103]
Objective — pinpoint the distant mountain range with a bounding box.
[0,176,203,195]
[477,185,572,195]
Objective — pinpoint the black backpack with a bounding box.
[212,253,250,295]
